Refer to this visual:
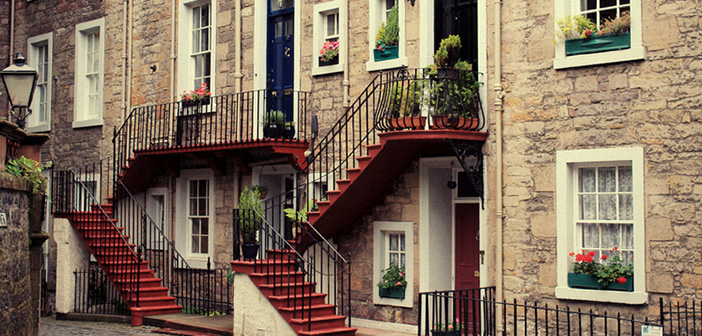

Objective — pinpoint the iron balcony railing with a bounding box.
[418,289,675,336]
[233,207,352,332]
[114,89,310,179]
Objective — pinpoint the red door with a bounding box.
[455,203,480,290]
[455,203,480,334]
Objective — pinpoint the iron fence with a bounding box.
[74,263,130,316]
[171,259,232,316]
[419,289,666,336]
[660,297,702,335]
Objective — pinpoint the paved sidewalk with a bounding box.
[40,315,158,336]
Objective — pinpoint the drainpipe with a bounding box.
[493,0,505,334]
[235,0,243,93]
[171,0,177,100]
[126,0,133,110]
[341,0,350,107]
[122,0,128,118]
[9,0,14,61]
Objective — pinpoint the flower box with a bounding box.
[568,273,633,292]
[373,45,399,62]
[379,286,405,299]
[319,55,339,67]
[182,96,211,108]
[388,116,426,130]
[432,331,461,336]
[565,32,631,56]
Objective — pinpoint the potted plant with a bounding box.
[431,320,464,336]
[263,110,286,138]
[283,199,317,225]
[252,185,268,199]
[387,81,426,130]
[377,264,407,299]
[238,187,263,259]
[319,40,339,66]
[568,247,634,291]
[373,4,399,62]
[181,82,212,108]
[556,12,631,56]
[425,35,481,130]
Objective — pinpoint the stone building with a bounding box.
[4,0,700,334]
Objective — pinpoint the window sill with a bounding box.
[186,256,212,269]
[553,46,645,70]
[366,56,409,72]
[373,288,413,308]
[26,124,51,133]
[72,118,103,129]
[311,63,343,76]
[555,286,648,304]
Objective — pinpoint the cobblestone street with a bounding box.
[40,316,158,336]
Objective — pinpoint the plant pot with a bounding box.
[431,331,461,336]
[182,96,211,108]
[379,286,406,299]
[258,191,268,199]
[436,68,460,80]
[565,32,631,56]
[263,123,284,138]
[431,116,479,130]
[373,45,399,62]
[284,125,295,139]
[319,56,339,67]
[567,273,633,292]
[241,244,260,260]
[388,116,426,130]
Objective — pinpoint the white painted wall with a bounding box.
[54,218,90,314]
[232,273,296,336]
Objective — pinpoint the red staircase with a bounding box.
[231,249,356,336]
[55,201,182,326]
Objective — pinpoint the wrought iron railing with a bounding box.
[171,258,232,316]
[113,89,310,179]
[233,208,352,332]
[418,289,669,336]
[74,263,131,316]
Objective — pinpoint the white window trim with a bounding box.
[553,0,645,69]
[146,187,169,250]
[366,0,409,72]
[73,18,105,128]
[555,147,647,304]
[175,169,215,269]
[311,0,345,76]
[177,0,217,99]
[27,32,53,133]
[373,221,414,308]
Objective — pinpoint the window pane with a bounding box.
[600,8,617,22]
[598,167,616,192]
[601,224,620,249]
[582,223,600,249]
[192,236,199,253]
[190,181,197,197]
[598,194,617,220]
[581,0,597,10]
[619,194,633,220]
[389,253,398,266]
[579,168,596,192]
[201,236,208,253]
[275,21,283,37]
[400,234,405,251]
[199,180,208,196]
[622,224,633,249]
[389,234,398,251]
[400,254,405,268]
[386,0,396,11]
[192,219,200,234]
[618,166,632,192]
[600,0,616,8]
[201,219,209,234]
[580,194,597,220]
[201,28,210,51]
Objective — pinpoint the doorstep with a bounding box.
[142,313,232,336]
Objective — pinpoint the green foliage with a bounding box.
[182,305,226,316]
[252,185,267,194]
[391,80,424,116]
[5,156,51,194]
[600,11,630,35]
[433,34,462,68]
[283,200,318,224]
[265,110,285,125]
[377,264,407,290]
[238,187,262,244]
[375,5,399,47]
[571,249,634,288]
[226,270,235,284]
[556,15,597,40]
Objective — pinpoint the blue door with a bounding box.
[267,0,294,122]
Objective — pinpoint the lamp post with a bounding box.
[1,52,38,129]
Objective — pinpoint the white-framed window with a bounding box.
[312,0,345,76]
[73,18,105,128]
[366,0,408,72]
[178,0,216,97]
[27,32,52,132]
[556,147,647,304]
[554,0,644,69]
[373,221,414,308]
[175,169,215,268]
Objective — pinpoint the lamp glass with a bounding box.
[2,74,37,107]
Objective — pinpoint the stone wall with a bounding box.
[337,160,420,325]
[0,173,35,336]
[490,0,702,310]
[0,0,10,118]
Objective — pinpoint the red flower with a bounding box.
[601,255,607,260]
[617,277,627,284]
[569,252,575,256]
[585,30,593,38]
[378,45,383,51]
[575,253,583,262]
[613,247,618,251]
[583,255,593,263]
[588,251,596,257]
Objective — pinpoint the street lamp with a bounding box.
[1,52,38,129]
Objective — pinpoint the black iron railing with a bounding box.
[233,208,352,332]
[418,289,668,336]
[660,297,702,335]
[74,263,131,316]
[113,89,310,178]
[171,258,232,316]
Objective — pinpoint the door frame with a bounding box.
[452,169,482,291]
[253,0,301,93]
[419,157,487,293]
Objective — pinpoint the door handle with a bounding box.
[284,47,290,58]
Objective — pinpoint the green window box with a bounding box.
[565,32,631,56]
[378,286,406,299]
[373,45,399,62]
[568,273,633,292]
